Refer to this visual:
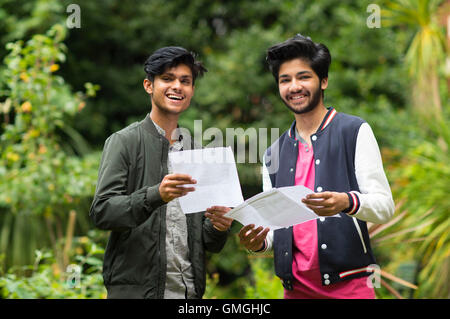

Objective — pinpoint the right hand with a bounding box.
[238,224,270,252]
[159,173,196,203]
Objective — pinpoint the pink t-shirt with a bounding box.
[284,137,375,299]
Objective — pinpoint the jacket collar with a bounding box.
[318,107,337,131]
[142,114,183,141]
[288,107,337,139]
[142,114,197,150]
[142,113,162,137]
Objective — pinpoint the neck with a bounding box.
[294,104,328,142]
[149,109,179,144]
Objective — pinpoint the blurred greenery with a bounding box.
[0,0,448,299]
[0,230,108,298]
[0,23,100,271]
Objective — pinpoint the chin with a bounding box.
[164,105,189,115]
[284,101,318,115]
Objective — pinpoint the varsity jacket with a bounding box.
[261,107,394,289]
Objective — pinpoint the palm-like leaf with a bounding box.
[382,0,447,117]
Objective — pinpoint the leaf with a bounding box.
[380,269,418,290]
[85,257,103,266]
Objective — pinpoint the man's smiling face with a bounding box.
[277,58,327,115]
[146,63,195,116]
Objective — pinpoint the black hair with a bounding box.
[266,34,331,83]
[144,46,207,84]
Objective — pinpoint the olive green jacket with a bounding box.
[89,114,228,299]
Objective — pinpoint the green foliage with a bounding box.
[0,23,100,268]
[207,226,250,275]
[382,0,447,77]
[204,254,283,299]
[0,23,98,214]
[0,230,107,298]
[384,115,450,298]
[0,0,448,299]
[244,258,283,299]
[381,0,447,119]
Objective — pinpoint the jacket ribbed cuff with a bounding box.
[343,191,360,216]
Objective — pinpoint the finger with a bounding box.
[211,220,230,231]
[166,187,195,195]
[206,206,231,213]
[249,228,270,250]
[164,179,196,187]
[205,213,233,225]
[207,213,233,228]
[302,198,327,207]
[163,177,196,186]
[241,226,264,243]
[305,192,331,199]
[218,216,234,223]
[238,224,255,239]
[207,214,233,223]
[167,189,193,200]
[249,227,270,242]
[206,209,232,217]
[253,227,270,239]
[165,173,194,181]
[213,224,226,231]
[173,186,196,193]
[306,205,337,216]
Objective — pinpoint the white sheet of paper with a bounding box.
[168,146,244,214]
[225,185,340,230]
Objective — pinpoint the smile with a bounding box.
[288,93,308,101]
[166,94,184,101]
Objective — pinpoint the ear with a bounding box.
[143,78,153,95]
[321,77,328,90]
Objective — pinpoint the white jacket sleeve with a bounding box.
[349,123,395,224]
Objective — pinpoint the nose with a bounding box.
[172,79,182,91]
[289,79,302,93]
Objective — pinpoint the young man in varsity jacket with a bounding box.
[238,34,395,298]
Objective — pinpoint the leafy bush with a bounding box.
[371,114,450,299]
[244,257,283,299]
[0,23,99,269]
[0,230,107,299]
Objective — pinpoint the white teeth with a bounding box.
[167,94,183,100]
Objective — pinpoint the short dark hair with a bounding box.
[144,46,207,84]
[266,34,331,82]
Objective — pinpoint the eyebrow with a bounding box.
[162,72,193,80]
[279,71,313,78]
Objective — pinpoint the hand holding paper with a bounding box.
[159,173,196,203]
[168,147,244,214]
[225,185,340,230]
[205,206,233,232]
[302,191,351,216]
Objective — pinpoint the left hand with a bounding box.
[205,206,233,232]
[302,191,349,216]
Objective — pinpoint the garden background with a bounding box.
[0,0,448,299]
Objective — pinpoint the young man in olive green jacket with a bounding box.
[89,47,233,299]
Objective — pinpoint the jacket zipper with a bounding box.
[352,217,367,254]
